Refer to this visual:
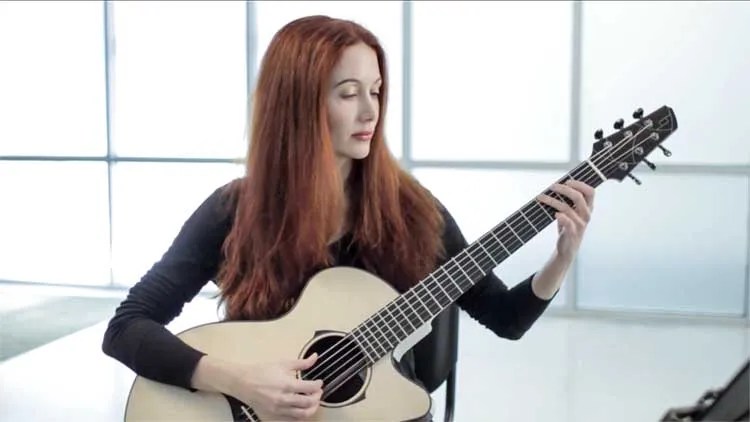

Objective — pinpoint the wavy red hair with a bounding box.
[217,15,445,320]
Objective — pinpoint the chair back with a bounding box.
[412,304,460,393]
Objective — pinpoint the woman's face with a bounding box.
[327,42,382,169]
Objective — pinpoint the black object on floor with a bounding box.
[660,358,750,421]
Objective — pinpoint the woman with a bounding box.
[102,15,595,421]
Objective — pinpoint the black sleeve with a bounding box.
[438,204,557,340]
[101,182,237,390]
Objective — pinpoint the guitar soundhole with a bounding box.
[299,332,370,406]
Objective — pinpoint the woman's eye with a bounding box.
[371,92,380,97]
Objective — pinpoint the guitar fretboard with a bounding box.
[349,160,607,363]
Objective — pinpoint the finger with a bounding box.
[564,206,586,231]
[291,378,324,395]
[282,392,319,409]
[565,180,595,208]
[537,192,573,216]
[550,183,591,222]
[556,212,577,237]
[287,353,318,371]
[540,192,587,230]
[282,405,318,421]
[550,183,586,210]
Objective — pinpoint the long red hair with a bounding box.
[218,15,445,320]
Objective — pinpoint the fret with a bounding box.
[400,293,425,326]
[371,314,396,349]
[430,273,453,302]
[505,221,524,243]
[383,306,407,340]
[583,172,603,187]
[532,199,555,221]
[420,281,441,310]
[356,322,379,357]
[240,405,257,422]
[351,331,376,363]
[519,209,538,233]
[489,230,511,256]
[522,201,551,223]
[464,247,483,272]
[421,287,440,317]
[477,241,498,266]
[363,318,388,355]
[409,288,434,321]
[391,299,417,331]
[376,310,399,345]
[439,266,461,297]
[450,256,474,287]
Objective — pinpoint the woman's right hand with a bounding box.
[226,353,324,421]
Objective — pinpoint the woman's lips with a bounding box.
[352,131,373,141]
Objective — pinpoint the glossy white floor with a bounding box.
[1,287,748,422]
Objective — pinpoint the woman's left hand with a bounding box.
[537,180,596,262]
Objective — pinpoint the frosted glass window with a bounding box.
[0,162,110,285]
[412,168,569,306]
[0,1,107,156]
[111,1,247,158]
[577,174,748,316]
[579,1,750,164]
[110,162,244,286]
[411,2,572,162]
[255,1,403,159]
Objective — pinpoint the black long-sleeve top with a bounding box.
[101,180,555,391]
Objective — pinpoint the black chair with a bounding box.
[413,304,460,422]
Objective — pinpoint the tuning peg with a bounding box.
[632,107,644,119]
[642,158,656,170]
[657,145,672,157]
[594,129,603,140]
[626,173,642,185]
[614,118,624,130]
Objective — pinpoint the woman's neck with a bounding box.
[330,155,355,245]
[337,156,352,181]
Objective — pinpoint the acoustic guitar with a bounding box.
[124,106,678,421]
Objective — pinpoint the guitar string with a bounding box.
[303,117,665,386]
[301,118,667,391]
[315,118,668,400]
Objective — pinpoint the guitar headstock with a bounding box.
[590,105,678,184]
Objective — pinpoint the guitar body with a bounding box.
[124,266,432,422]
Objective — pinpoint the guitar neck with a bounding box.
[350,160,607,361]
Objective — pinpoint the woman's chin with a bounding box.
[346,145,371,160]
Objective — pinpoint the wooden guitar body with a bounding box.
[125,267,432,422]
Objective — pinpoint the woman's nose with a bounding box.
[359,98,377,121]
